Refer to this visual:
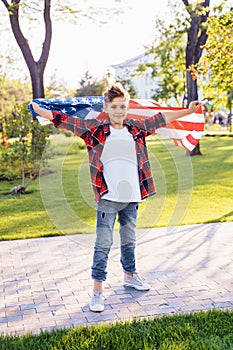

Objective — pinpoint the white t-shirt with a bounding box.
[101,126,141,202]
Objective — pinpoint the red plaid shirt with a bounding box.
[52,111,167,202]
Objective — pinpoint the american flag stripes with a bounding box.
[29,96,205,152]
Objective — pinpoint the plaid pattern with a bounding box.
[52,111,166,202]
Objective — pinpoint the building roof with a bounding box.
[112,53,146,69]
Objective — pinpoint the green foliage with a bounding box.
[75,70,110,97]
[75,82,103,97]
[115,78,137,99]
[0,75,31,143]
[45,72,71,98]
[152,33,186,105]
[199,10,233,107]
[0,103,52,182]
[0,141,31,181]
[74,70,136,99]
[0,75,31,105]
[136,16,187,106]
[0,310,232,349]
[138,1,231,108]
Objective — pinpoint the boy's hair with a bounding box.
[103,83,130,104]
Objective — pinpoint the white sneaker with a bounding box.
[124,273,150,291]
[89,292,104,312]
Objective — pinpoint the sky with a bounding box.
[0,0,169,89]
[1,0,232,89]
[45,0,169,88]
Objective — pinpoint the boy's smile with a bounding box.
[104,97,129,129]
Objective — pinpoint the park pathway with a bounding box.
[0,222,233,335]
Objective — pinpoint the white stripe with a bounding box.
[36,116,52,125]
[132,99,161,107]
[176,113,204,122]
[85,110,101,119]
[182,137,196,151]
[128,108,160,116]
[128,109,204,123]
[156,128,204,139]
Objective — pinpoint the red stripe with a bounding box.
[96,112,108,121]
[186,134,200,146]
[128,102,203,115]
[166,120,204,131]
[171,135,200,152]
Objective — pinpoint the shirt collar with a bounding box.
[102,118,133,135]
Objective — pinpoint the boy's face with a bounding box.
[104,97,129,128]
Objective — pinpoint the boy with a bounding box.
[32,83,200,312]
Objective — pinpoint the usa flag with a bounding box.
[29,96,205,152]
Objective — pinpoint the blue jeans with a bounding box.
[91,199,139,282]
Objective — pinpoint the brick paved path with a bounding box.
[0,222,232,335]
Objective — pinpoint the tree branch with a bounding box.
[195,29,208,63]
[7,0,35,75]
[182,0,189,7]
[1,0,10,8]
[39,0,52,73]
[195,0,210,63]
[182,0,193,15]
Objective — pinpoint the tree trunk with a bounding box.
[1,0,52,98]
[30,67,45,99]
[186,71,198,103]
[182,0,210,156]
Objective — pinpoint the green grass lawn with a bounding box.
[1,135,233,346]
[0,134,233,240]
[0,310,232,349]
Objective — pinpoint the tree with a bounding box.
[1,0,123,192]
[136,17,187,106]
[182,0,210,102]
[1,0,52,99]
[119,78,137,99]
[138,1,210,154]
[1,0,52,184]
[45,72,72,98]
[0,75,31,145]
[199,9,233,110]
[0,103,52,192]
[182,0,210,156]
[77,73,137,99]
[74,70,136,98]
[75,71,109,97]
[0,0,124,98]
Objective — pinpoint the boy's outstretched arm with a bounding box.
[31,102,53,120]
[163,101,201,122]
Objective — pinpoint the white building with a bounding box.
[112,53,158,99]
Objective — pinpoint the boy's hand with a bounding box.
[188,101,201,114]
[31,102,40,114]
[31,102,53,120]
[31,102,41,114]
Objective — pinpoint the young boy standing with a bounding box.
[32,84,200,312]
